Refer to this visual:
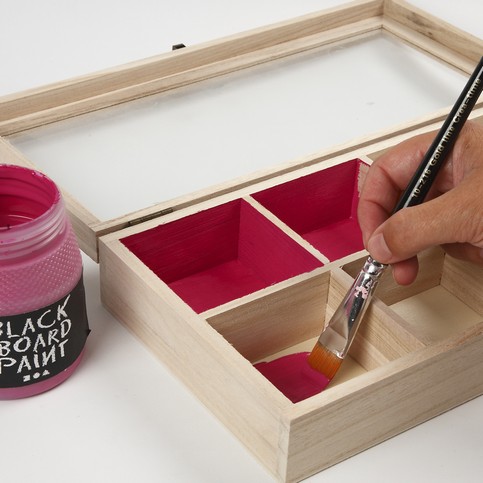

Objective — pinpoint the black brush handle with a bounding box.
[393,56,483,214]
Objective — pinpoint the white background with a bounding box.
[2,2,483,482]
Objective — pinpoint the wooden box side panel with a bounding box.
[441,256,483,316]
[99,237,291,477]
[205,270,330,362]
[283,323,483,482]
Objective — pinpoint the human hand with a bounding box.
[357,120,483,285]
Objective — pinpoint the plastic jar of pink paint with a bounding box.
[0,164,89,399]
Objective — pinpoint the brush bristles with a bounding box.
[307,342,342,380]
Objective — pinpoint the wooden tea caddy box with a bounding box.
[2,1,483,481]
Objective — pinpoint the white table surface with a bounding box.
[2,2,483,482]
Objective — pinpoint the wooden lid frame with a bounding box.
[1,0,482,260]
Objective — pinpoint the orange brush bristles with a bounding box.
[307,342,342,380]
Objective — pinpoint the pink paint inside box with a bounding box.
[121,159,367,315]
[252,158,366,261]
[122,199,322,313]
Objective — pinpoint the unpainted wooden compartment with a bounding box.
[206,261,427,391]
[344,248,483,346]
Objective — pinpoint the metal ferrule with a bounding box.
[317,257,387,358]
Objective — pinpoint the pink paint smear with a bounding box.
[254,352,330,403]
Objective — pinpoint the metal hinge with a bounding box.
[127,207,174,227]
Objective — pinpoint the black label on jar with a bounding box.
[0,276,90,388]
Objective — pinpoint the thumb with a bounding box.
[366,188,480,264]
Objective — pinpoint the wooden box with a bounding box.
[2,1,483,481]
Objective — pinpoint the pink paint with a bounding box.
[122,199,323,313]
[252,159,365,261]
[303,218,362,261]
[255,352,330,403]
[0,165,88,399]
[169,259,267,313]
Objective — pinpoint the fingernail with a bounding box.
[367,233,393,262]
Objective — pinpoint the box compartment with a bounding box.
[343,248,483,345]
[121,198,323,313]
[205,264,425,404]
[206,264,424,369]
[252,159,368,261]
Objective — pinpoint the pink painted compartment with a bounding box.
[252,159,367,261]
[121,199,323,313]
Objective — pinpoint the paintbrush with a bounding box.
[308,56,483,382]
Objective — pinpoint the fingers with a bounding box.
[357,121,483,285]
[366,194,450,262]
[366,183,483,264]
[358,122,483,245]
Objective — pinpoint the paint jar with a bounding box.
[0,164,89,399]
